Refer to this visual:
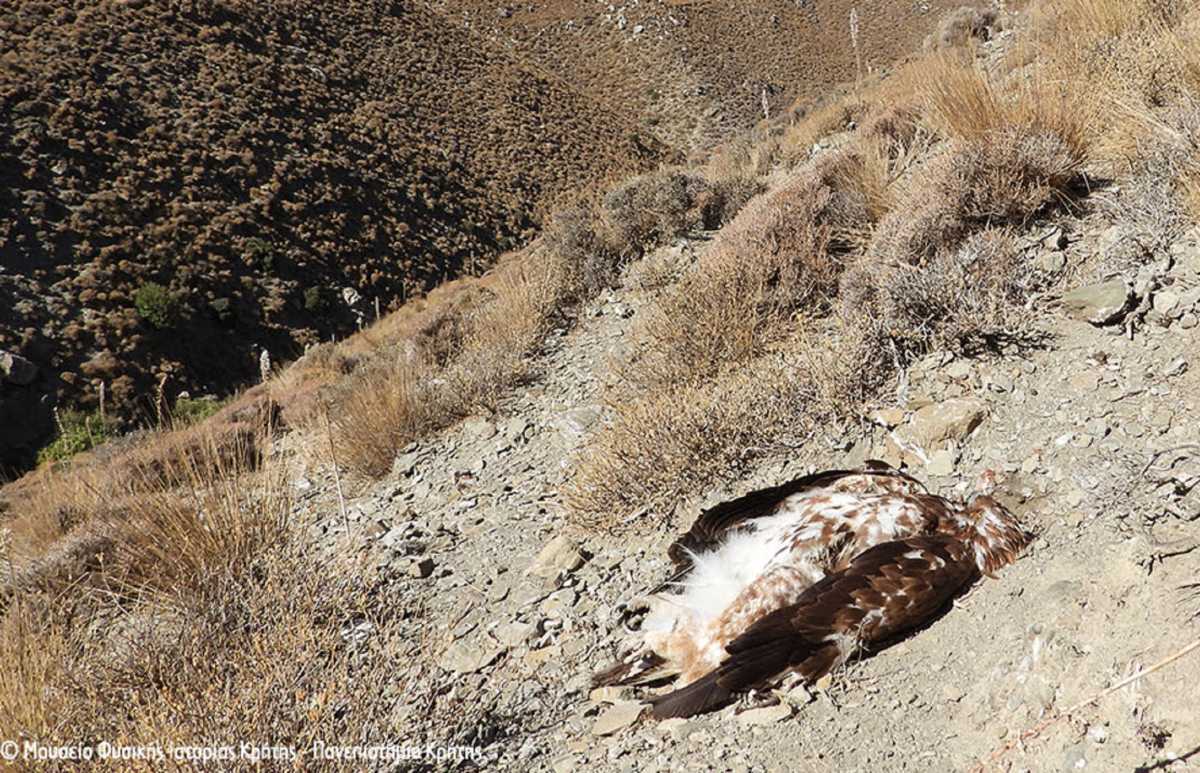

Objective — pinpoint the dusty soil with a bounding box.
[286,200,1200,770]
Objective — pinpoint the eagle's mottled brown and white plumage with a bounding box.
[594,461,1030,717]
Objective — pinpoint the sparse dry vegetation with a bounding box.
[565,0,1200,529]
[6,0,1200,765]
[0,431,414,767]
[328,246,573,477]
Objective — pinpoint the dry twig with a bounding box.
[972,637,1200,772]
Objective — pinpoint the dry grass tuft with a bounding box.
[700,135,772,228]
[922,54,1091,162]
[779,97,863,165]
[331,248,570,477]
[0,419,428,767]
[566,320,885,525]
[1051,0,1181,43]
[1,424,283,603]
[1,447,407,765]
[1181,160,1200,222]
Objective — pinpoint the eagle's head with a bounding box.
[961,492,1032,576]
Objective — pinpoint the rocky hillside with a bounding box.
[3,1,1200,771]
[438,0,994,154]
[292,218,1200,771]
[0,0,663,474]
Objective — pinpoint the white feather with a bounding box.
[644,512,817,634]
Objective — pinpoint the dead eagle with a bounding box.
[593,461,1031,718]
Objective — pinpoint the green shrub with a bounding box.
[245,237,275,271]
[134,282,180,329]
[303,286,327,314]
[172,396,227,427]
[36,410,119,465]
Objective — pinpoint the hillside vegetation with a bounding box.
[441,0,996,154]
[3,0,1200,770]
[0,0,663,474]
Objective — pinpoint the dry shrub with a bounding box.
[567,321,885,526]
[542,204,622,297]
[602,168,707,254]
[622,140,913,392]
[699,174,764,229]
[700,136,773,227]
[623,164,843,390]
[847,229,1036,355]
[447,252,570,411]
[926,6,998,50]
[568,228,1045,528]
[871,122,1086,266]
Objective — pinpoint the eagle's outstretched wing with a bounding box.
[650,534,977,719]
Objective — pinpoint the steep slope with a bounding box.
[0,0,662,473]
[436,0,992,154]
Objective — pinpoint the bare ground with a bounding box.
[286,213,1200,770]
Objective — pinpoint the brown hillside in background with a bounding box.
[440,0,992,155]
[0,0,662,473]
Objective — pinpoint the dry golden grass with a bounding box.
[1181,160,1200,222]
[1,392,276,580]
[1049,0,1180,42]
[0,434,413,768]
[779,96,863,165]
[0,423,299,745]
[921,53,1091,161]
[0,599,72,742]
[330,246,571,477]
[64,549,404,770]
[1018,0,1200,168]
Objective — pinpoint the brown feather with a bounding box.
[665,461,925,575]
[648,535,979,717]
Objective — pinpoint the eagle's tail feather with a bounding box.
[651,608,841,718]
[649,671,732,719]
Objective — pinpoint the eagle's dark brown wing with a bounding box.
[665,460,925,573]
[650,535,978,719]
